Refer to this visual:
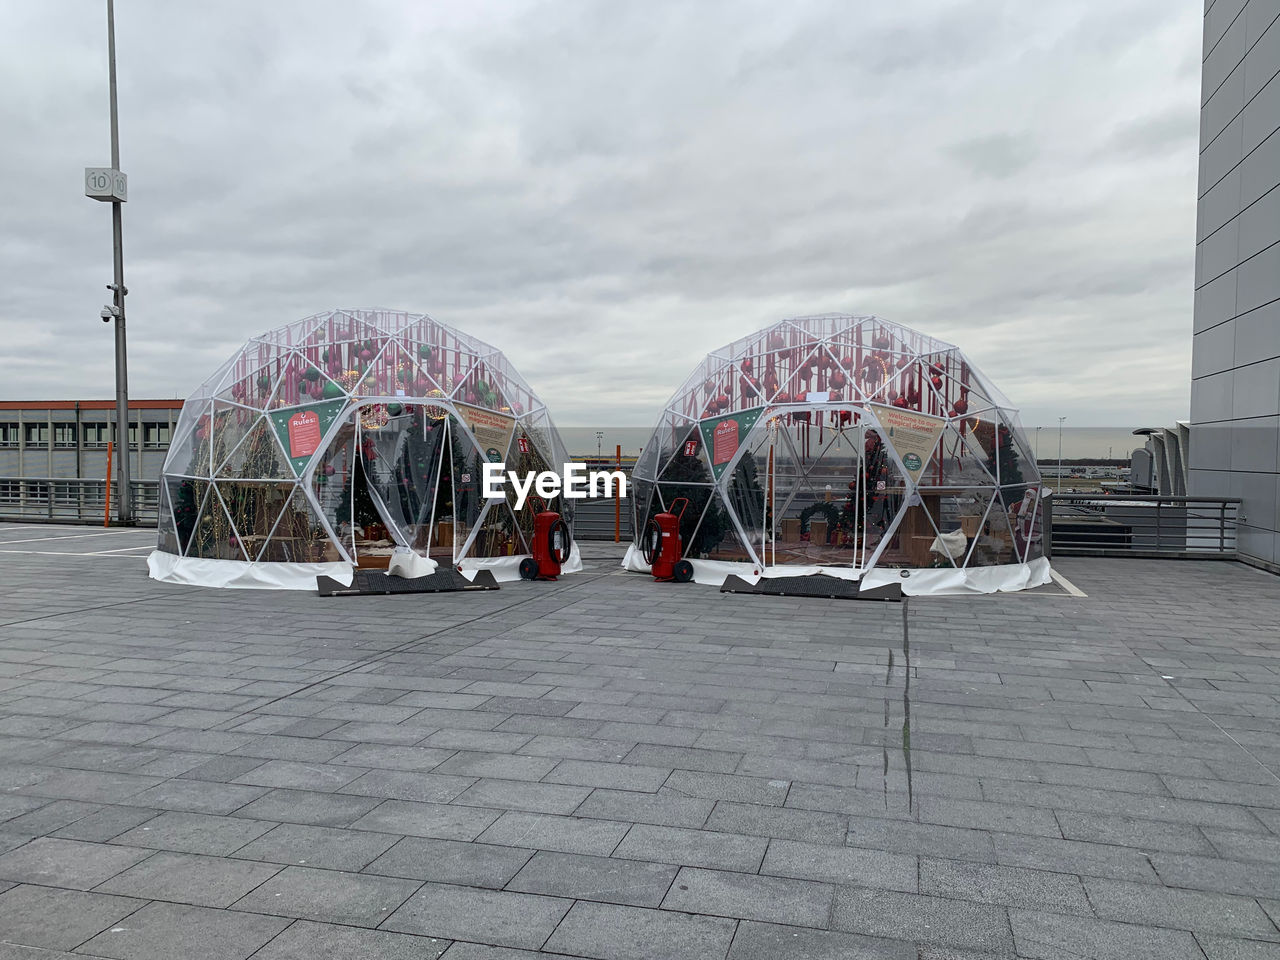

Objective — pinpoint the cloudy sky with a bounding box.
[1,0,1202,427]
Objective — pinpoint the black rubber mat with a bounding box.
[316,568,500,596]
[720,574,902,601]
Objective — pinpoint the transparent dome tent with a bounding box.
[623,314,1049,595]
[148,308,580,589]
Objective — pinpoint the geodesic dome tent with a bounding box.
[148,308,578,589]
[623,314,1049,595]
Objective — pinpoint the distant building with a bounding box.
[0,400,183,482]
[1189,0,1280,572]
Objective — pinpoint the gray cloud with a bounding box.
[0,0,1201,428]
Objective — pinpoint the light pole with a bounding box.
[85,0,132,523]
[1057,416,1066,486]
[595,431,603,459]
[1035,426,1042,462]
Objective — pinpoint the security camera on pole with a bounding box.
[84,0,132,524]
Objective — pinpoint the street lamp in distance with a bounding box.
[1057,416,1066,487]
[85,0,132,524]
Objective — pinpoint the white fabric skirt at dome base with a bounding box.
[149,541,583,590]
[620,544,1050,596]
[456,541,583,583]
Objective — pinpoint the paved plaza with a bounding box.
[0,524,1279,959]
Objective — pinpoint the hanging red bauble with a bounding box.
[872,335,891,350]
[953,398,968,415]
[740,357,753,374]
[930,375,943,390]
[841,354,856,369]
[892,396,909,409]
[703,378,715,397]
[767,332,785,351]
[829,370,847,390]
[897,355,911,369]
[930,363,945,375]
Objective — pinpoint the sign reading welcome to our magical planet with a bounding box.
[867,403,946,484]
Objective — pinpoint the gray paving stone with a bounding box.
[436,944,555,960]
[0,800,100,836]
[727,920,916,960]
[919,857,1091,912]
[1083,876,1279,937]
[1151,852,1280,897]
[624,744,741,774]
[477,811,630,856]
[763,838,917,892]
[507,850,677,907]
[663,865,833,927]
[249,918,450,960]
[0,884,144,951]
[832,887,1013,954]
[175,755,268,783]
[431,751,559,781]
[1199,935,1280,959]
[382,882,572,950]
[663,770,790,806]
[348,799,500,839]
[575,788,714,828]
[1055,810,1218,854]
[76,901,290,960]
[452,778,592,815]
[48,804,157,842]
[96,850,283,907]
[705,800,846,844]
[365,836,532,887]
[230,759,366,792]
[993,832,1161,882]
[543,759,672,792]
[328,743,455,772]
[112,811,275,855]
[14,769,158,803]
[233,864,420,926]
[542,899,737,960]
[614,824,768,872]
[232,822,399,870]
[0,837,151,890]
[1008,907,1207,959]
[845,815,994,863]
[342,769,475,803]
[232,788,382,827]
[124,779,267,815]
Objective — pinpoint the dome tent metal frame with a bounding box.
[624,314,1049,595]
[149,308,578,589]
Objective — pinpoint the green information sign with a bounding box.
[268,399,347,475]
[698,408,763,481]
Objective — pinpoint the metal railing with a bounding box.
[1045,493,1240,559]
[0,477,160,525]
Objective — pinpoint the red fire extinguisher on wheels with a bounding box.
[643,497,694,583]
[519,511,571,581]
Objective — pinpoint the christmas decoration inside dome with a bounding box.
[624,314,1048,595]
[149,308,577,589]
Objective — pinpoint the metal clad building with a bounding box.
[1190,0,1280,570]
[0,400,183,482]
